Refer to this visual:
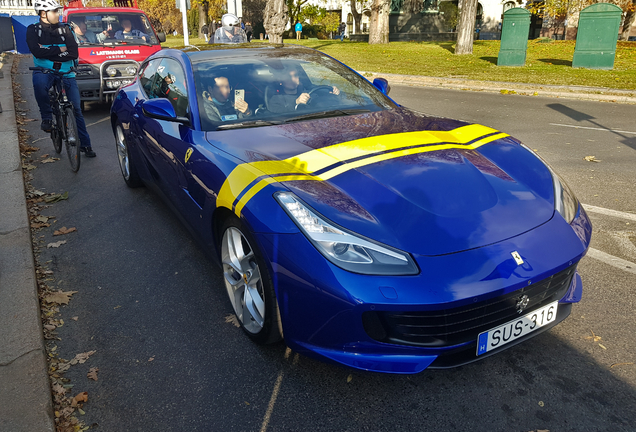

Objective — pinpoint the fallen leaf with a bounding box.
[71,391,88,407]
[583,156,601,162]
[44,324,56,331]
[35,215,49,223]
[32,189,46,196]
[585,330,602,342]
[87,367,99,381]
[78,408,85,415]
[538,401,545,407]
[148,357,154,362]
[47,240,67,248]
[347,374,352,383]
[73,350,97,364]
[71,316,78,321]
[53,227,77,236]
[224,314,240,328]
[610,362,634,368]
[41,157,60,163]
[23,163,37,170]
[57,363,71,373]
[31,222,50,229]
[45,290,78,305]
[51,384,67,395]
[44,192,69,203]
[599,343,607,350]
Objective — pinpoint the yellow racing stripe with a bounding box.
[218,124,507,217]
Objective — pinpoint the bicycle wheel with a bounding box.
[51,112,63,154]
[64,106,80,172]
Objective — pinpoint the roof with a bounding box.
[181,43,320,63]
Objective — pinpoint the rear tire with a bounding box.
[64,107,80,172]
[220,216,282,345]
[115,123,142,188]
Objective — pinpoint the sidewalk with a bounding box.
[0,54,55,432]
[359,71,636,104]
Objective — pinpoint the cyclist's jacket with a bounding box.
[26,20,78,77]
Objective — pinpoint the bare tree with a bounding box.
[350,0,362,34]
[455,0,478,55]
[264,0,289,43]
[368,0,390,44]
[621,1,636,41]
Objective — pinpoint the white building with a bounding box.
[0,0,37,16]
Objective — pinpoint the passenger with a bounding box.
[268,68,340,113]
[202,76,251,122]
[71,20,108,44]
[212,13,247,44]
[115,18,148,42]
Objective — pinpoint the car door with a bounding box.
[135,57,193,206]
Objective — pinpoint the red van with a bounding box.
[61,0,165,106]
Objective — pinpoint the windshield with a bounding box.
[68,13,159,46]
[192,51,396,131]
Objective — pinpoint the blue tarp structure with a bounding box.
[12,15,39,54]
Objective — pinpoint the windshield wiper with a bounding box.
[283,109,371,123]
[216,119,283,130]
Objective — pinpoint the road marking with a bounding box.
[583,204,636,222]
[260,371,284,432]
[550,123,636,135]
[586,248,636,276]
[85,116,110,128]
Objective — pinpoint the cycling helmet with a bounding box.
[34,0,62,13]
[221,13,240,29]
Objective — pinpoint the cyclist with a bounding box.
[26,0,96,157]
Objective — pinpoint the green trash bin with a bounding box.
[572,3,622,70]
[497,8,531,67]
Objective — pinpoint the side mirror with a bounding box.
[157,32,167,43]
[142,98,189,125]
[372,77,391,95]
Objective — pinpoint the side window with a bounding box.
[138,58,161,98]
[153,58,189,118]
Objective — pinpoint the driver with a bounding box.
[202,76,252,122]
[70,19,105,44]
[115,18,148,42]
[268,68,339,113]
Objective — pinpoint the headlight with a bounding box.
[553,173,579,224]
[125,66,137,76]
[276,193,419,275]
[521,144,579,224]
[105,66,117,77]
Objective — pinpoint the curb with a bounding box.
[358,71,636,104]
[0,54,56,432]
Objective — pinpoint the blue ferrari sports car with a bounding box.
[110,44,592,374]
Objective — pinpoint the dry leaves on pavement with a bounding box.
[87,367,99,381]
[70,392,88,407]
[45,290,78,305]
[54,226,77,236]
[584,155,601,162]
[70,351,97,365]
[44,191,69,203]
[47,240,67,248]
[41,157,60,163]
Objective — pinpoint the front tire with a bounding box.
[115,123,142,188]
[51,112,62,154]
[64,107,80,172]
[220,217,282,345]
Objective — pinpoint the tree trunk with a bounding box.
[264,0,288,44]
[620,8,635,41]
[198,4,206,39]
[350,0,362,34]
[455,0,477,55]
[368,0,389,44]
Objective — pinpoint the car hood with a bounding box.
[206,108,555,255]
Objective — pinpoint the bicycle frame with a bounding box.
[49,76,76,144]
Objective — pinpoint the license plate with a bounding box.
[476,301,558,356]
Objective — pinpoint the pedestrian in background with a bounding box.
[295,21,302,41]
[245,22,252,42]
[201,23,209,42]
[338,22,346,41]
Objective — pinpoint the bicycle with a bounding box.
[29,67,81,172]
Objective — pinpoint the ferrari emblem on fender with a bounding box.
[185,148,193,164]
[511,251,524,265]
[516,294,530,314]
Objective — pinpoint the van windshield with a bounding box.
[68,13,159,46]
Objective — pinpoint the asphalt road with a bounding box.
[16,58,636,432]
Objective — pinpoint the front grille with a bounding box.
[363,263,577,348]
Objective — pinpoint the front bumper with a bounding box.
[254,205,591,374]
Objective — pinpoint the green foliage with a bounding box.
[319,12,340,34]
[300,4,326,23]
[439,1,459,31]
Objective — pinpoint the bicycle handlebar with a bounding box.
[29,66,77,75]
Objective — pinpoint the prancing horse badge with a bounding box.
[511,251,524,265]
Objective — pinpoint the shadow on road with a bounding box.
[547,102,636,151]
